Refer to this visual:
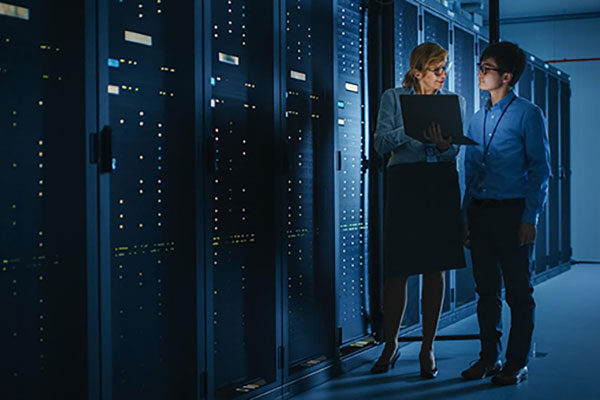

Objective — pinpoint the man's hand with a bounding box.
[518,222,536,246]
[463,223,471,249]
[423,122,452,152]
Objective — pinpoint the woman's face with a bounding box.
[415,59,448,92]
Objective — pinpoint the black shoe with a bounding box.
[491,363,528,386]
[461,359,502,380]
[370,347,400,374]
[420,367,439,379]
[419,351,439,379]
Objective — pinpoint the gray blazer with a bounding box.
[373,86,467,167]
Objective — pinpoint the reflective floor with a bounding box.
[292,264,600,400]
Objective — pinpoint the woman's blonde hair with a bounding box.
[402,42,448,91]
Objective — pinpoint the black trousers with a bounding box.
[468,199,535,368]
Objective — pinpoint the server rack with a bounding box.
[392,0,421,329]
[452,24,477,309]
[547,71,560,269]
[0,2,91,399]
[559,77,572,264]
[97,1,199,399]
[532,58,549,274]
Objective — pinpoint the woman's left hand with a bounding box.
[423,122,452,152]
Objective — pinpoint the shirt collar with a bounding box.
[486,90,516,111]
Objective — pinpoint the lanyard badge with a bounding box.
[425,144,437,163]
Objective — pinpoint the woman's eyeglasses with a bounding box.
[428,62,452,77]
[478,63,503,75]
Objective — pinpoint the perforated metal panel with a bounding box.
[394,0,419,88]
[105,1,196,398]
[423,10,449,91]
[0,2,88,398]
[547,75,560,268]
[390,0,421,328]
[336,0,369,344]
[423,8,452,313]
[452,26,476,308]
[285,0,335,374]
[533,67,548,274]
[559,80,571,263]
[207,1,279,396]
[453,27,475,119]
[518,64,533,101]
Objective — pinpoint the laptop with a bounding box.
[399,94,478,145]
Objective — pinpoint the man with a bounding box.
[461,41,551,385]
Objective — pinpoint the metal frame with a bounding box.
[85,0,100,399]
[195,0,207,398]
[96,0,113,398]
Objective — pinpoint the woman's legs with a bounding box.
[375,275,408,365]
[420,270,445,369]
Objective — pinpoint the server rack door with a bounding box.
[452,25,477,308]
[393,0,419,89]
[283,0,336,378]
[393,0,421,328]
[533,67,548,274]
[559,79,571,263]
[0,2,90,399]
[547,75,560,268]
[422,9,451,313]
[423,9,449,91]
[335,0,370,345]
[518,63,533,101]
[205,1,280,398]
[99,1,197,399]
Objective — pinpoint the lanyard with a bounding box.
[481,95,517,163]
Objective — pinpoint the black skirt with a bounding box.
[384,162,466,277]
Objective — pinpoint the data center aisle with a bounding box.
[291,264,600,400]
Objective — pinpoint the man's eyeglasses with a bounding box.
[478,63,503,75]
[428,62,452,77]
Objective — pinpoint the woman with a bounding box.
[371,42,466,378]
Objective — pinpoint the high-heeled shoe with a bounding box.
[370,347,401,374]
[419,351,439,379]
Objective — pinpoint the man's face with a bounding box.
[478,57,505,91]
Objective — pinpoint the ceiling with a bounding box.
[471,0,600,21]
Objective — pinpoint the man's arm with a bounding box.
[522,106,551,225]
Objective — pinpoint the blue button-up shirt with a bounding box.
[373,87,466,165]
[463,90,551,224]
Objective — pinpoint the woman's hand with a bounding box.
[423,122,452,152]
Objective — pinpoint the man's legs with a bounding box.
[469,204,504,363]
[497,206,536,368]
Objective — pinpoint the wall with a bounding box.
[500,17,600,261]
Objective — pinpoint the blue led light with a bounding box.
[338,101,345,108]
[210,77,216,86]
[108,58,120,68]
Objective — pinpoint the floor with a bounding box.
[291,264,600,400]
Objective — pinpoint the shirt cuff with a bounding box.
[522,208,539,225]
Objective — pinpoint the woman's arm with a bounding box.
[373,88,420,156]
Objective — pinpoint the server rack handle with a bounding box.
[98,125,113,174]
